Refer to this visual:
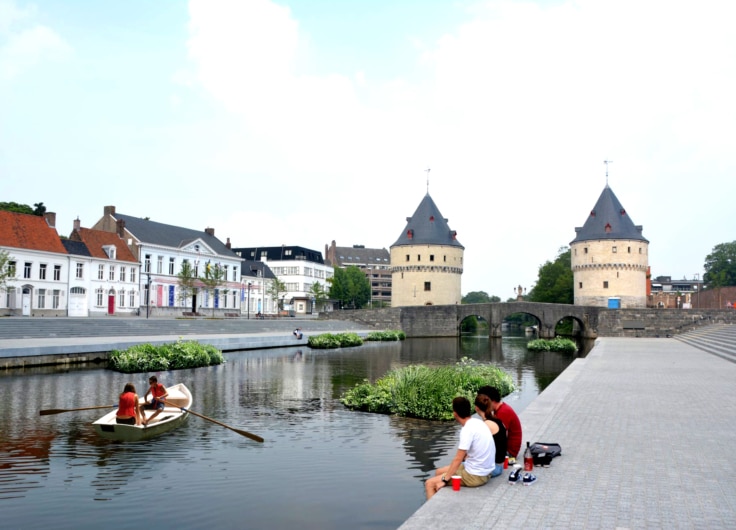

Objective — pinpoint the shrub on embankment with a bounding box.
[527,337,578,353]
[340,357,515,421]
[109,340,225,373]
[307,330,405,349]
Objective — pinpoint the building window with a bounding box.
[52,290,60,309]
[118,290,125,307]
[612,246,617,253]
[54,265,61,281]
[37,289,46,308]
[145,254,151,273]
[120,267,126,282]
[628,246,631,253]
[232,267,237,281]
[109,266,115,281]
[639,248,642,254]
[7,261,16,276]
[39,263,47,280]
[76,263,84,279]
[169,257,175,275]
[430,255,435,262]
[584,248,588,254]
[417,255,421,262]
[424,282,431,291]
[98,264,104,280]
[24,262,32,279]
[579,282,583,289]
[157,256,163,274]
[406,254,410,262]
[129,290,136,307]
[131,268,137,283]
[603,281,609,288]
[96,288,104,307]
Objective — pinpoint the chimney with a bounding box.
[116,219,126,238]
[205,228,215,236]
[225,237,231,249]
[73,217,81,232]
[44,212,56,228]
[104,205,116,217]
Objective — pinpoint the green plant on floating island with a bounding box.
[307,332,364,349]
[109,339,225,373]
[340,357,515,421]
[526,337,578,353]
[365,330,406,341]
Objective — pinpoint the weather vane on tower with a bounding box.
[425,168,430,193]
[604,160,613,185]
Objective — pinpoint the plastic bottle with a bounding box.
[524,441,534,471]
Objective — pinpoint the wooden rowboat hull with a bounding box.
[92,383,192,442]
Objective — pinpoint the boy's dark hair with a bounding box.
[478,385,501,402]
[452,397,472,419]
[149,376,158,383]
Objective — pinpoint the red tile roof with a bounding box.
[0,211,67,254]
[73,228,139,263]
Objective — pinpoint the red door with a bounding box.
[108,295,115,315]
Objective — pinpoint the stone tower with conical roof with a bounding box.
[570,185,649,308]
[390,193,464,307]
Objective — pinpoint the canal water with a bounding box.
[0,334,584,530]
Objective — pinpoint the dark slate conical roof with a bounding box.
[391,193,463,248]
[571,185,648,243]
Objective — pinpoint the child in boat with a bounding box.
[141,376,168,426]
[116,383,143,425]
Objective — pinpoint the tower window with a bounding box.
[424,282,431,291]
[584,248,588,254]
[628,246,631,253]
[406,254,410,262]
[603,281,609,288]
[417,255,421,261]
[430,255,434,262]
[612,246,617,253]
[579,282,583,289]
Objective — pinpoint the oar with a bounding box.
[39,404,115,416]
[163,400,264,443]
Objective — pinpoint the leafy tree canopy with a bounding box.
[0,202,34,215]
[462,291,501,304]
[527,246,573,304]
[703,241,736,287]
[329,266,370,309]
[0,250,15,291]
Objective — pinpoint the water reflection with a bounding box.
[0,334,584,529]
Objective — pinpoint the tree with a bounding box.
[33,202,46,215]
[527,246,573,304]
[0,250,15,292]
[703,241,736,288]
[462,291,501,304]
[0,202,35,215]
[266,277,287,313]
[308,281,328,313]
[329,266,371,309]
[177,260,198,308]
[199,261,227,317]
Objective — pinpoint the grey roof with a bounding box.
[391,193,463,248]
[330,246,389,267]
[61,239,92,256]
[570,185,648,244]
[232,246,325,264]
[240,260,277,281]
[114,213,238,257]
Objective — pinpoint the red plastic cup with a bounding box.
[504,456,509,469]
[451,475,461,491]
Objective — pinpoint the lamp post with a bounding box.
[146,273,152,319]
[694,273,699,309]
[247,282,252,319]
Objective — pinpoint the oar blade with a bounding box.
[39,405,114,416]
[232,428,264,443]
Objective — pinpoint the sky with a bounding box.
[2,0,735,299]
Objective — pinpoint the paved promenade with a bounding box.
[401,327,736,529]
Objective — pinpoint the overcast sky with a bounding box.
[2,0,734,299]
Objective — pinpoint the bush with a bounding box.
[109,339,225,373]
[307,332,364,349]
[340,357,515,421]
[365,330,406,341]
[527,337,578,353]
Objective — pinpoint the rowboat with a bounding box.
[92,383,192,442]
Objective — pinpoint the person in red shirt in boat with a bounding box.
[141,376,168,426]
[116,383,143,425]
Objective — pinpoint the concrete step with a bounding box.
[674,324,736,363]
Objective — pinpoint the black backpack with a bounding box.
[530,442,562,466]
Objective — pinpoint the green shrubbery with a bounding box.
[340,357,515,421]
[109,339,225,373]
[527,337,578,353]
[366,330,406,341]
[307,332,364,349]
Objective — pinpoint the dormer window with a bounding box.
[605,223,612,233]
[407,229,413,239]
[429,215,435,222]
[620,209,626,216]
[590,210,596,217]
[103,245,116,260]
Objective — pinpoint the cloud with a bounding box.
[0,0,71,81]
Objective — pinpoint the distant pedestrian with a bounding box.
[293,328,303,339]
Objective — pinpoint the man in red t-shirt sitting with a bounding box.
[141,375,169,426]
[478,385,522,462]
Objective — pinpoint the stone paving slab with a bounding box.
[400,337,736,529]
